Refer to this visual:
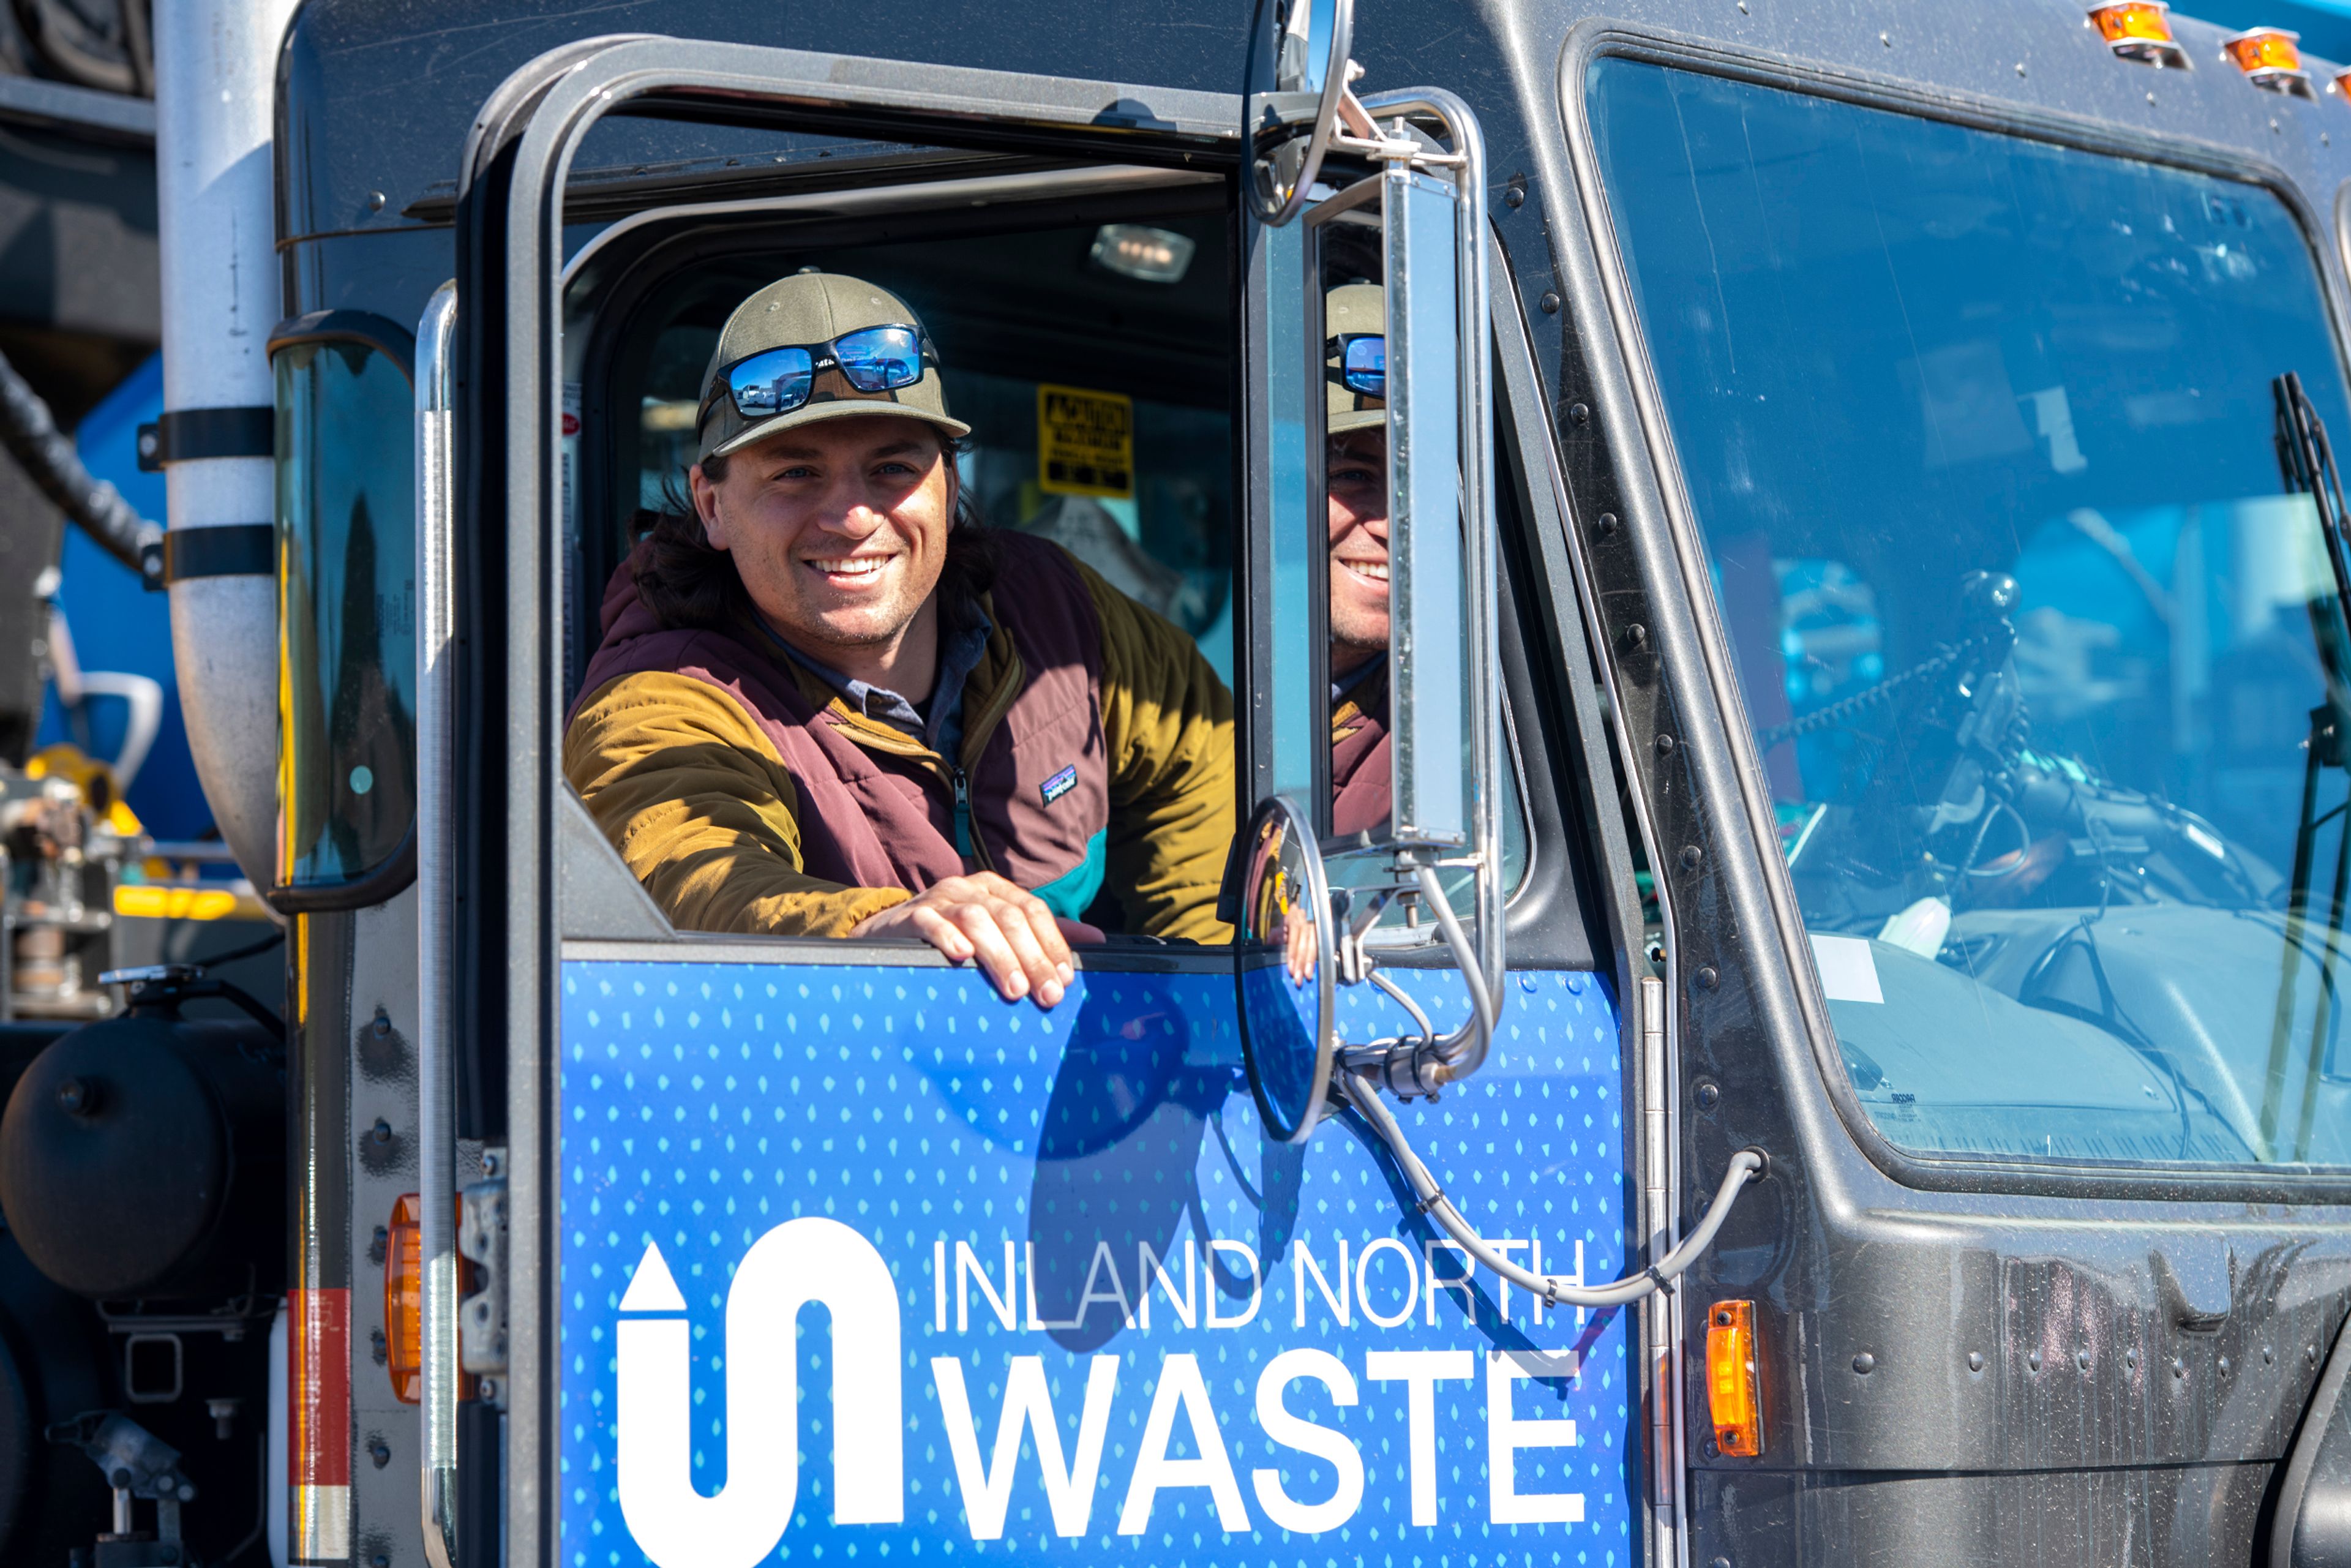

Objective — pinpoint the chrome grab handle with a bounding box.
[415,278,460,1568]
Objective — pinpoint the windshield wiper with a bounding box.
[2262,372,2351,1159]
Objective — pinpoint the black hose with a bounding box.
[0,343,160,577]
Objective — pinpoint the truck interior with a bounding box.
[543,145,1586,955]
[564,170,1239,701]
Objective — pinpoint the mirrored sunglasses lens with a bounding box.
[834,326,924,393]
[729,348,814,416]
[1343,336,1386,397]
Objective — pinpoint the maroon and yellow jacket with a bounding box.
[563,531,1234,942]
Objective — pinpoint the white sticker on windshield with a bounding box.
[1810,934,1884,1005]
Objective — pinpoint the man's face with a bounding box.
[1327,427,1389,673]
[692,414,955,655]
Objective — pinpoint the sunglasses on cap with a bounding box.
[1326,333,1385,399]
[699,324,939,427]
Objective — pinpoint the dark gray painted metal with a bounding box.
[282,4,1245,243]
[2293,1430,2351,1567]
[556,788,668,941]
[2279,1318,2351,1566]
[1698,1461,2276,1567]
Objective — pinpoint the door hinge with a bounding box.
[457,1148,509,1406]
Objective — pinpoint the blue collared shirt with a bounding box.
[759,601,994,762]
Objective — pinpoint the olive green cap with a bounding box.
[1326,282,1386,435]
[697,271,971,462]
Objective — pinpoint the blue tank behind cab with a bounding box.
[557,961,1635,1567]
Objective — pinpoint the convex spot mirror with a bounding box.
[1235,795,1337,1143]
[1248,0,1355,225]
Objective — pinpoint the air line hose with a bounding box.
[1343,1069,1767,1308]
[0,346,163,576]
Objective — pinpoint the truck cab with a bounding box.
[10,1,2351,1565]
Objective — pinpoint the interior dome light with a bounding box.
[2223,26,2314,94]
[1090,223,1196,284]
[2088,2,2187,67]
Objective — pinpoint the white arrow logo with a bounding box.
[617,1216,904,1567]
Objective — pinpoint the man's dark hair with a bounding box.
[629,433,997,631]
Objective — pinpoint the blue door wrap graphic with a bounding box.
[558,960,1635,1566]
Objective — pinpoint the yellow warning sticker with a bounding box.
[1037,383,1134,500]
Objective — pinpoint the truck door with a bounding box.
[426,26,1656,1568]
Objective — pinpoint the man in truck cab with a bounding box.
[563,269,1234,1006]
[1325,281,1393,836]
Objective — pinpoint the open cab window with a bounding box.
[556,165,1242,943]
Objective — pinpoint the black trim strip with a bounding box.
[268,822,417,915]
[135,407,272,471]
[266,309,419,380]
[154,523,274,583]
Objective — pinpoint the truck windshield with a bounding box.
[1591,60,2351,1168]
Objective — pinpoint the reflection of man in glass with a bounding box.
[1325,283,1392,835]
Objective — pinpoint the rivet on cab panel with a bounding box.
[1706,1299,1764,1458]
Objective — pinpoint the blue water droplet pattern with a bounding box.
[558,960,1634,1565]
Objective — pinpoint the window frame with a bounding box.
[1558,22,2351,1202]
[552,161,1595,967]
[560,165,1235,708]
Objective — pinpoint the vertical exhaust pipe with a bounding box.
[152,0,302,890]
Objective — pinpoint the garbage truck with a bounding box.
[9,0,2351,1563]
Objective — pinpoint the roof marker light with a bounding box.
[2223,27,2315,94]
[2088,3,2188,68]
[1706,1299,1765,1458]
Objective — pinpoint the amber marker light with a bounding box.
[1706,1299,1765,1458]
[2224,27,2313,92]
[2088,2,2187,66]
[384,1193,475,1405]
[385,1194,426,1403]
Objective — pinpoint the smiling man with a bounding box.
[1324,282,1393,837]
[563,271,1234,1004]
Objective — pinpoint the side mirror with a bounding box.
[1236,54,1500,1136]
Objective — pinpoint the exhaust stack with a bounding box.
[151,0,302,891]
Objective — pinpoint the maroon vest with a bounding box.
[1332,665,1392,838]
[572,532,1111,906]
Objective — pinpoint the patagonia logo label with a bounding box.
[1040,765,1078,808]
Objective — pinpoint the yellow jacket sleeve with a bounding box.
[1071,558,1237,943]
[562,670,909,938]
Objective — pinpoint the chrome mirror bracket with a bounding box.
[1245,0,1359,227]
